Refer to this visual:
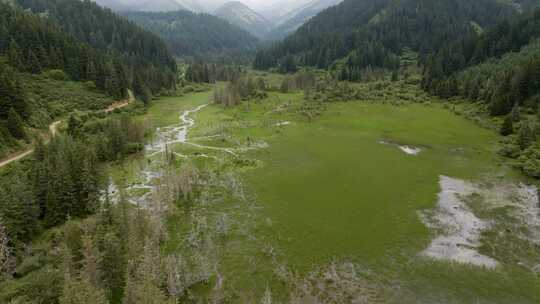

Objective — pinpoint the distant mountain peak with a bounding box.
[214,1,273,38]
[93,0,186,12]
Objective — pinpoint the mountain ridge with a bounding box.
[214,1,273,38]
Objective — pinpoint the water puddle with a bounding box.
[418,176,498,268]
[379,140,423,156]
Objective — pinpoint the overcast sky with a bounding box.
[236,0,308,10]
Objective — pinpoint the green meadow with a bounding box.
[122,90,539,303]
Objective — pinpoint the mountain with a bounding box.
[254,0,533,72]
[134,0,185,12]
[92,0,272,13]
[260,0,314,22]
[93,0,186,12]
[214,1,274,38]
[93,0,132,11]
[122,10,259,56]
[266,0,343,40]
[175,0,207,12]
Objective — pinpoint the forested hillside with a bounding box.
[122,10,259,58]
[1,3,129,99]
[265,0,342,41]
[254,0,526,73]
[0,0,180,157]
[423,8,540,108]
[419,8,540,177]
[0,2,126,157]
[16,0,178,95]
[214,1,273,38]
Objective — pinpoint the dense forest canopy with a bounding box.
[0,3,129,99]
[254,0,529,73]
[420,8,540,122]
[0,0,180,159]
[15,0,178,95]
[121,10,259,58]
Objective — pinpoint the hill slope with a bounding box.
[16,0,177,95]
[133,0,185,12]
[266,0,342,40]
[254,0,528,72]
[94,0,187,11]
[423,8,540,113]
[122,10,259,56]
[214,1,273,38]
[0,3,123,157]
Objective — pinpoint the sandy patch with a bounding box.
[419,176,498,268]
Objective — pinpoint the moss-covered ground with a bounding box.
[110,86,539,303]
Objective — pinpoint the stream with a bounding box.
[113,104,209,208]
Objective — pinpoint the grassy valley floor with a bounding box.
[109,90,539,303]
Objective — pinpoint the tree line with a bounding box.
[0,3,129,99]
[121,10,258,58]
[14,0,178,97]
[0,113,145,248]
[254,0,524,74]
[184,63,246,84]
[422,8,540,115]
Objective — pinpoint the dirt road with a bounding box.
[0,90,134,168]
[0,120,60,168]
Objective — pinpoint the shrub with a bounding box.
[42,69,68,81]
[83,81,97,91]
[518,146,540,178]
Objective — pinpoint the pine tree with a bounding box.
[80,153,100,215]
[391,70,399,82]
[518,122,536,150]
[133,74,151,104]
[7,39,23,70]
[511,103,521,122]
[500,115,513,136]
[67,114,83,137]
[60,274,109,304]
[7,108,26,140]
[99,232,125,301]
[27,50,42,73]
[0,173,39,243]
[0,66,29,119]
[280,77,290,93]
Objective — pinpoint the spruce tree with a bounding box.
[518,122,536,150]
[27,50,42,73]
[391,70,399,82]
[511,103,521,122]
[7,39,23,70]
[500,115,513,136]
[60,275,108,304]
[7,108,26,140]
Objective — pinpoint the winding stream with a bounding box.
[126,104,209,207]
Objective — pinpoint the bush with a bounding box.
[83,81,97,91]
[42,70,68,81]
[182,86,194,94]
[518,146,540,178]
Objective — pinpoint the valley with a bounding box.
[100,81,539,302]
[2,0,540,303]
